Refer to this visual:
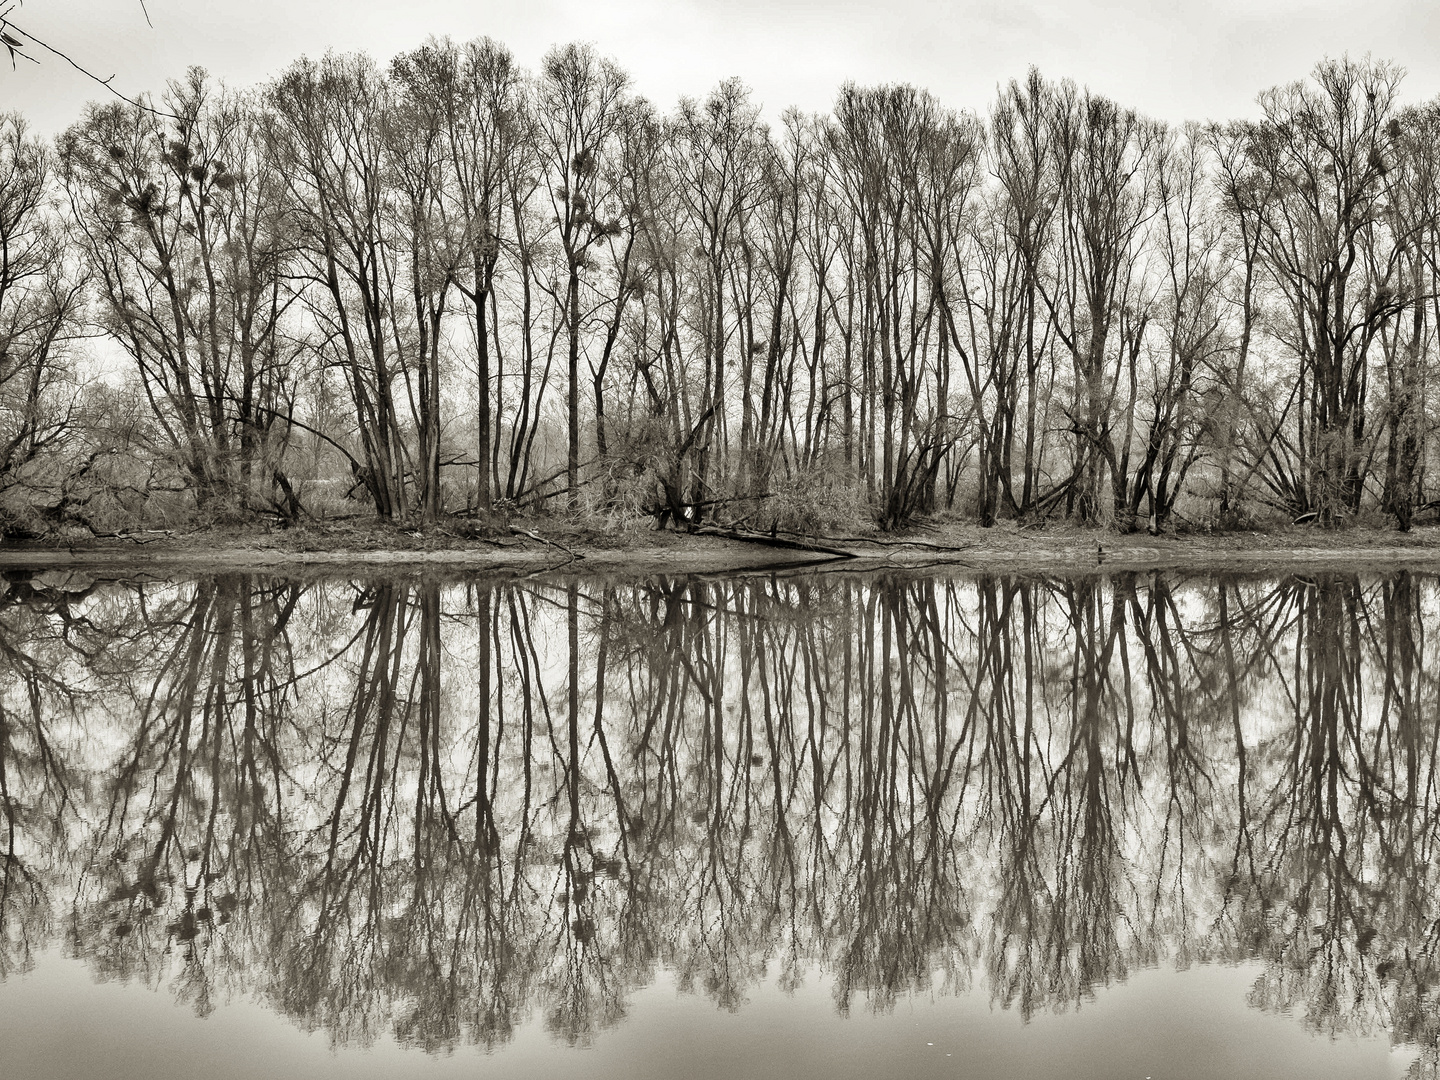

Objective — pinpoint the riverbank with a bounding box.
[3,518,1440,577]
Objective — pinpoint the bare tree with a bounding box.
[668,78,767,516]
[1244,58,1410,524]
[270,53,431,521]
[1131,123,1229,530]
[392,38,527,515]
[1206,120,1267,523]
[1041,84,1161,525]
[1375,100,1440,529]
[534,43,630,507]
[827,84,979,526]
[0,113,84,532]
[59,71,299,518]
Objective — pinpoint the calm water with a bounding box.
[0,567,1434,1078]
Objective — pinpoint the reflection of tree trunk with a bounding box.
[138,580,231,891]
[323,583,409,871]
[474,587,497,850]
[21,570,1440,1049]
[1218,582,1256,880]
[413,582,452,852]
[1383,574,1420,812]
[1058,580,1126,995]
[1299,578,1356,851]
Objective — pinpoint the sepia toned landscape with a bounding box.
[5,2,1440,1078]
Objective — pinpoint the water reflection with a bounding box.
[1,568,1438,1066]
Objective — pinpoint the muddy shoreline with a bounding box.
[3,522,1439,578]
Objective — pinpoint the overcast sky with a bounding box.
[5,0,1440,136]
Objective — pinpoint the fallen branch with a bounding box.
[828,535,975,553]
[768,526,975,554]
[693,526,858,560]
[84,529,172,545]
[509,527,583,562]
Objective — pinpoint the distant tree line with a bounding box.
[2,45,1439,533]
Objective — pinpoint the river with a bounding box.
[0,568,1430,1078]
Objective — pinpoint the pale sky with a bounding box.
[4,0,1440,136]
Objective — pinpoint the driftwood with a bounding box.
[692,525,858,560]
[823,534,975,553]
[509,526,583,562]
[80,529,173,545]
[767,526,975,555]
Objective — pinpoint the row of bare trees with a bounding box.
[3,569,1440,1049]
[3,46,1440,532]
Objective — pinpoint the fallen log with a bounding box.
[769,527,974,555]
[509,527,583,562]
[692,526,858,560]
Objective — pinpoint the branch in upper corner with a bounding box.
[0,5,182,121]
[0,3,37,67]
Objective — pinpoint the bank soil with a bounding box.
[3,519,1440,578]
